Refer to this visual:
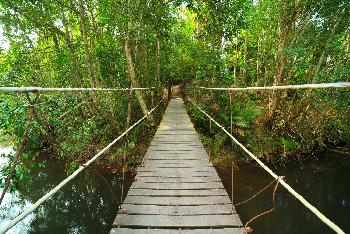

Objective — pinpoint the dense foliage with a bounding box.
[180,0,350,161]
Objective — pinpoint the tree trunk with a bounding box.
[243,30,248,82]
[79,0,96,87]
[156,36,161,87]
[256,37,260,83]
[78,0,120,127]
[269,0,301,122]
[61,9,83,86]
[125,34,155,125]
[274,0,301,85]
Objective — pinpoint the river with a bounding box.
[0,147,134,234]
[215,152,350,234]
[0,148,349,233]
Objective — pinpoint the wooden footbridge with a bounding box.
[1,82,348,234]
[111,98,244,233]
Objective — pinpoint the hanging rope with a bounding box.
[231,162,234,211]
[0,86,155,93]
[119,89,133,213]
[197,81,350,91]
[187,96,345,234]
[244,179,280,233]
[234,178,280,207]
[0,99,163,234]
[229,91,233,135]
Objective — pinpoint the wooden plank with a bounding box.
[136,171,218,177]
[142,165,207,168]
[123,196,231,205]
[145,165,212,170]
[138,166,215,171]
[113,214,242,228]
[145,160,210,165]
[145,155,207,160]
[144,160,210,165]
[148,146,205,151]
[145,158,208,161]
[120,204,235,215]
[134,176,221,183]
[130,182,224,190]
[151,143,203,147]
[137,167,217,173]
[151,140,201,143]
[145,151,207,156]
[153,136,200,140]
[111,228,246,234]
[127,188,227,196]
[145,153,208,158]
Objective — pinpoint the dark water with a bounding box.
[1,150,349,234]
[215,152,350,234]
[0,159,134,234]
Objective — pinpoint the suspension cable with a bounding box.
[187,96,345,234]
[197,81,350,91]
[0,86,155,93]
[0,99,163,234]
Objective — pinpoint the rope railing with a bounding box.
[197,81,350,91]
[187,96,345,234]
[0,86,155,93]
[0,99,163,234]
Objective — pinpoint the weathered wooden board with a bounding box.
[134,176,221,183]
[111,228,246,234]
[113,214,242,228]
[123,196,231,205]
[137,169,217,175]
[119,204,235,215]
[145,151,207,157]
[130,182,224,190]
[144,159,210,167]
[111,98,242,233]
[127,188,228,196]
[136,171,219,177]
[145,155,207,160]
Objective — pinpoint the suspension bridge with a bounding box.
[0,82,349,234]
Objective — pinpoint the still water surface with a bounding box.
[1,148,349,234]
[215,152,350,234]
[0,150,133,234]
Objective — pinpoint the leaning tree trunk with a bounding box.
[124,34,155,125]
[78,0,120,128]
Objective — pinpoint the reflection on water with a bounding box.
[1,147,349,234]
[0,156,133,234]
[215,152,350,234]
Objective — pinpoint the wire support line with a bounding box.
[244,179,280,231]
[0,99,163,234]
[187,96,345,234]
[197,81,350,92]
[234,178,279,207]
[0,86,156,93]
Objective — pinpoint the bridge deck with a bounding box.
[111,98,244,233]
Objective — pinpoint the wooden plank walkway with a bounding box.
[111,98,244,233]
